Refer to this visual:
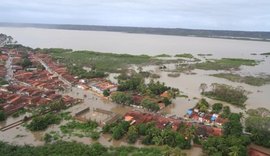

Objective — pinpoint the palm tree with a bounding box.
[199,83,208,94]
[229,146,241,156]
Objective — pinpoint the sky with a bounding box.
[0,0,270,31]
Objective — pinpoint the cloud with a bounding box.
[0,0,270,31]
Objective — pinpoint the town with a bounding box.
[0,43,270,156]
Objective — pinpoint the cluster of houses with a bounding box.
[0,50,80,115]
[14,70,67,90]
[0,52,8,78]
[185,109,228,127]
[34,54,78,85]
[0,85,77,115]
[124,110,224,137]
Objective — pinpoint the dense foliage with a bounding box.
[0,78,8,86]
[175,53,194,58]
[203,113,251,156]
[60,120,98,133]
[195,98,210,112]
[211,73,270,86]
[103,122,191,149]
[141,98,160,112]
[26,113,61,131]
[202,135,250,156]
[111,92,132,105]
[245,107,270,147]
[212,103,223,113]
[68,65,106,79]
[0,141,187,156]
[195,58,257,70]
[203,83,248,107]
[49,49,152,72]
[0,110,6,121]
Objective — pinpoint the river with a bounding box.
[1,27,270,58]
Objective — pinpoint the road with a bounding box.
[5,53,13,81]
[34,56,72,87]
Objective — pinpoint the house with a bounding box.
[91,81,118,94]
[248,144,270,156]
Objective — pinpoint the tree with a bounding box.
[111,92,132,105]
[127,126,139,144]
[212,103,223,113]
[163,97,172,106]
[141,98,160,112]
[112,121,129,140]
[199,83,208,93]
[229,146,241,156]
[196,98,209,112]
[245,107,270,147]
[223,113,243,136]
[103,89,110,97]
[0,110,6,121]
[26,113,61,131]
[49,100,65,112]
[221,106,231,118]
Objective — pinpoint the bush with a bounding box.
[0,110,6,121]
[203,83,248,107]
[212,103,223,113]
[26,114,61,131]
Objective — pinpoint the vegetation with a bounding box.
[175,53,194,58]
[195,58,258,70]
[203,113,251,156]
[202,83,248,107]
[11,108,27,118]
[60,120,98,133]
[103,122,191,149]
[221,106,231,118]
[0,110,6,121]
[167,72,180,77]
[117,74,144,91]
[0,78,8,86]
[26,113,61,131]
[197,54,213,56]
[202,135,250,156]
[48,49,153,72]
[195,98,210,112]
[115,73,177,110]
[155,54,171,57]
[16,52,32,69]
[245,107,270,147]
[67,65,106,79]
[0,140,187,156]
[44,131,61,143]
[48,100,66,112]
[103,89,110,97]
[211,73,270,86]
[211,103,223,114]
[141,98,160,112]
[223,113,243,136]
[261,52,270,55]
[111,92,132,105]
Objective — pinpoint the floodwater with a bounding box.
[0,27,270,155]
[1,27,270,58]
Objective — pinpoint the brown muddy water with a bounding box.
[1,27,270,58]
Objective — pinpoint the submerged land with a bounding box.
[0,33,270,156]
